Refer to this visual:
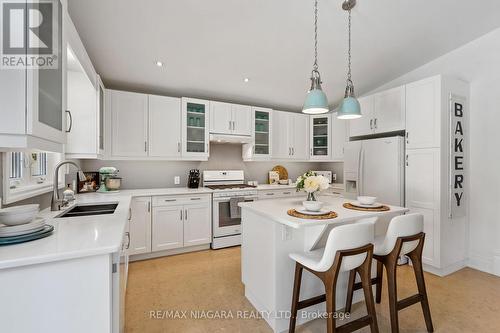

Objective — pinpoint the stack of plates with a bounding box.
[350,201,384,209]
[0,218,54,246]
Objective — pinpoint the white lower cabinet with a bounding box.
[152,205,184,251]
[128,197,152,255]
[183,204,212,246]
[128,194,212,257]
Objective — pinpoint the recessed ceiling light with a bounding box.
[243,78,250,83]
[155,61,163,67]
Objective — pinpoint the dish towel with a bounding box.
[229,197,245,219]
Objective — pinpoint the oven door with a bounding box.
[213,197,256,237]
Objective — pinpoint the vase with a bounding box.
[307,192,317,201]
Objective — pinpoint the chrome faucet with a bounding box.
[51,160,86,211]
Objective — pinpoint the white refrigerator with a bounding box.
[344,136,405,206]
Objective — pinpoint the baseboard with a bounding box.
[422,260,467,277]
[467,252,494,275]
[129,244,210,262]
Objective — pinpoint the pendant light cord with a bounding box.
[313,0,319,72]
[347,8,352,84]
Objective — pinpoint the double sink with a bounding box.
[57,203,118,218]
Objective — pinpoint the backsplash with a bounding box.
[81,144,343,189]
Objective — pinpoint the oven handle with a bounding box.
[213,196,258,202]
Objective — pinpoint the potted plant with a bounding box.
[295,171,330,202]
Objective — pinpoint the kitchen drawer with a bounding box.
[153,194,211,207]
[258,189,296,199]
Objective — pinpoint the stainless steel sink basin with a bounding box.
[57,203,118,218]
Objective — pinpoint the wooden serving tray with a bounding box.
[287,209,338,220]
[343,203,390,212]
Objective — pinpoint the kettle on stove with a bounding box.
[188,169,200,188]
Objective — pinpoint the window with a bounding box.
[3,151,62,204]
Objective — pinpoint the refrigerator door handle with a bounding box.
[357,147,364,196]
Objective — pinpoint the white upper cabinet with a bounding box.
[272,111,309,160]
[309,115,331,160]
[149,95,181,158]
[405,76,441,149]
[232,104,252,136]
[210,102,252,136]
[110,90,149,157]
[349,85,405,137]
[331,112,349,161]
[349,95,374,137]
[210,101,233,134]
[242,107,273,161]
[291,113,309,160]
[271,111,291,159]
[0,0,65,152]
[373,85,406,133]
[182,98,210,159]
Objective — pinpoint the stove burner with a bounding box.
[206,184,257,190]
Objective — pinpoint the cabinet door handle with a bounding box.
[406,131,409,144]
[128,207,132,221]
[144,141,147,152]
[65,110,72,133]
[374,118,378,129]
[185,209,188,220]
[164,199,176,202]
[125,232,130,249]
[206,143,209,153]
[266,192,275,196]
[180,210,183,221]
[229,121,231,130]
[405,154,409,166]
[310,148,313,156]
[292,147,294,155]
[283,192,291,195]
[190,197,201,200]
[147,201,151,212]
[370,119,373,130]
[178,142,181,152]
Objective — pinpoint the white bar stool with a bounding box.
[345,213,434,333]
[288,221,379,333]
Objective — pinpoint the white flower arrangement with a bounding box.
[296,171,330,200]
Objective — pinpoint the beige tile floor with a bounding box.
[125,247,500,333]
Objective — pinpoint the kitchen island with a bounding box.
[239,196,408,333]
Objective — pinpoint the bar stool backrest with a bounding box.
[318,222,374,272]
[378,213,424,256]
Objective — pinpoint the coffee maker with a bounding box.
[188,169,200,188]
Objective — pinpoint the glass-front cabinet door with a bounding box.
[310,114,331,160]
[253,108,272,157]
[181,98,209,158]
[26,0,66,144]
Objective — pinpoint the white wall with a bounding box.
[370,28,500,276]
[81,144,343,189]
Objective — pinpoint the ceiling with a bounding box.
[68,0,500,111]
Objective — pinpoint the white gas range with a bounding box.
[203,170,258,249]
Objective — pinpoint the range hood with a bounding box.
[209,133,253,144]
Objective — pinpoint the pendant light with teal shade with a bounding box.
[303,0,329,115]
[337,0,362,120]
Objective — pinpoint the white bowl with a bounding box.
[302,201,323,212]
[0,204,39,226]
[357,196,377,205]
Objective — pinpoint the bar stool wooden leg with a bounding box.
[344,270,356,313]
[289,263,303,333]
[407,251,434,332]
[385,260,400,333]
[359,261,380,333]
[375,260,383,303]
[324,275,337,333]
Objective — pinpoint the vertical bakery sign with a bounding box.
[449,94,467,218]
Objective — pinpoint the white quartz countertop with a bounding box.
[0,187,213,270]
[239,195,409,229]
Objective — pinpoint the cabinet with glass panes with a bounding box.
[310,115,331,160]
